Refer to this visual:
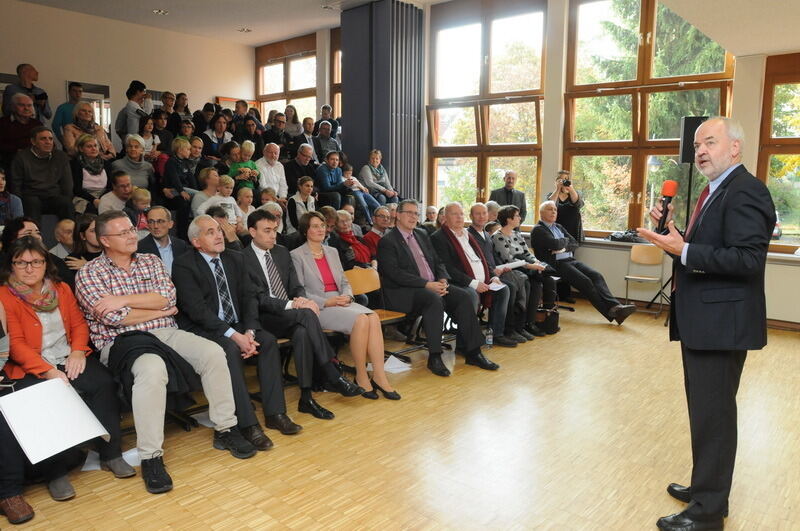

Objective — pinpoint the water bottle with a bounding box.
[486,327,493,348]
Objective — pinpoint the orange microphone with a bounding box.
[656,180,679,233]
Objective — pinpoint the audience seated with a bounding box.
[52,82,83,143]
[492,205,556,337]
[136,206,190,274]
[362,206,391,259]
[530,201,636,325]
[2,64,51,123]
[233,116,265,161]
[111,134,155,190]
[10,126,74,223]
[431,203,517,348]
[98,171,133,214]
[312,121,341,162]
[114,80,152,142]
[292,212,399,402]
[315,151,350,211]
[283,105,303,138]
[328,209,373,271]
[49,218,74,259]
[192,167,220,216]
[75,210,257,495]
[229,100,250,133]
[228,140,260,192]
[256,143,288,206]
[62,102,116,160]
[70,134,110,214]
[377,199,497,377]
[63,214,101,284]
[262,112,292,162]
[0,236,135,510]
[151,110,174,162]
[358,149,399,205]
[1,217,71,283]
[340,203,363,236]
[237,187,256,218]
[0,94,43,171]
[0,168,23,226]
[186,135,211,177]
[162,137,198,239]
[138,115,161,163]
[206,205,244,251]
[312,104,339,139]
[201,113,232,161]
[420,206,442,236]
[290,117,318,162]
[124,187,151,238]
[214,140,240,178]
[192,103,216,137]
[284,143,317,197]
[197,175,244,226]
[172,215,297,451]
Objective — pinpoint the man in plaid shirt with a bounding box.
[75,210,256,495]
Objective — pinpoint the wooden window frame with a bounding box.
[757,53,800,254]
[330,28,342,118]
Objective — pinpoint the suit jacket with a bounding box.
[530,221,579,264]
[243,243,306,315]
[489,187,527,224]
[377,227,449,309]
[0,282,90,380]
[467,225,499,270]
[171,249,261,338]
[290,243,353,308]
[670,165,775,351]
[137,234,190,262]
[430,227,489,289]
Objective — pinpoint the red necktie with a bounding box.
[685,184,710,237]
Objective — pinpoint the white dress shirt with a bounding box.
[255,159,288,198]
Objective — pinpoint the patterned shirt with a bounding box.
[75,252,177,353]
[491,230,539,265]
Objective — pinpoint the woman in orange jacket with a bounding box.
[0,237,133,525]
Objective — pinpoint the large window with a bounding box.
[757,54,800,252]
[427,1,546,220]
[256,33,318,125]
[564,0,733,235]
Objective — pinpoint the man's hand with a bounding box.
[475,282,490,293]
[64,256,87,270]
[95,294,128,316]
[425,281,448,296]
[292,297,320,315]
[64,351,87,380]
[43,368,69,383]
[218,219,238,242]
[161,306,178,318]
[277,198,288,207]
[231,332,258,358]
[525,262,546,272]
[494,266,510,276]
[637,221,685,256]
[649,202,674,229]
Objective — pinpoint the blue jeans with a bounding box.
[371,191,400,205]
[350,190,380,224]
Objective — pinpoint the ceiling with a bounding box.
[21,0,375,46]
[662,0,800,57]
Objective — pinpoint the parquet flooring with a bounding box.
[13,301,800,529]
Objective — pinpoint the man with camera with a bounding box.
[489,171,527,227]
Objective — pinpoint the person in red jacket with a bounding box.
[0,237,133,524]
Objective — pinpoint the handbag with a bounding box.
[534,306,560,334]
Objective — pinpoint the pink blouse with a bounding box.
[315,256,338,293]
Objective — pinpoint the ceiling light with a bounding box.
[237,27,253,33]
[152,9,169,15]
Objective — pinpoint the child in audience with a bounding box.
[124,188,151,239]
[198,175,244,225]
[236,187,255,218]
[227,140,259,192]
[259,187,278,206]
[138,116,161,162]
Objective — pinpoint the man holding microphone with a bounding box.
[638,117,775,531]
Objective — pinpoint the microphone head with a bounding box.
[660,180,679,198]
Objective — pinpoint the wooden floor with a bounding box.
[14,301,800,530]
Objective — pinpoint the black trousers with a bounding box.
[553,258,619,320]
[390,285,485,355]
[259,308,336,389]
[204,328,285,425]
[22,194,74,224]
[681,343,747,519]
[521,271,557,325]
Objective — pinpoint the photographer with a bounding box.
[546,170,584,302]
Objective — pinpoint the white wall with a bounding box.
[0,0,255,145]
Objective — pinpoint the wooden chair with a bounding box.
[624,244,666,318]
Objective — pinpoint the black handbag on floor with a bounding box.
[534,307,560,334]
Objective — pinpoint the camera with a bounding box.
[562,179,571,187]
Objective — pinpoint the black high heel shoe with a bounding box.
[371,380,401,400]
[358,378,378,400]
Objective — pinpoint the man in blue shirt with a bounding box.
[52,82,83,144]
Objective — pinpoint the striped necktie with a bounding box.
[211,258,236,324]
[264,251,288,300]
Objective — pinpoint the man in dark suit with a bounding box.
[639,117,776,531]
[172,215,299,451]
[431,203,517,348]
[377,199,498,377]
[283,143,317,197]
[136,206,190,274]
[243,209,362,420]
[489,171,527,226]
[531,201,636,325]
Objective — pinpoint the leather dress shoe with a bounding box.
[47,475,75,501]
[325,375,364,397]
[264,413,302,435]
[465,351,499,371]
[493,335,518,347]
[427,353,450,377]
[525,324,547,337]
[298,397,335,420]
[656,510,723,530]
[514,329,534,341]
[101,456,137,478]
[609,304,636,325]
[241,424,273,451]
[667,484,728,517]
[0,495,34,524]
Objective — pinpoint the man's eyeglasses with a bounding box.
[12,259,46,269]
[373,214,390,219]
[398,210,418,216]
[105,227,138,237]
[147,219,169,225]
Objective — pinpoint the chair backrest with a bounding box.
[344,266,380,296]
[630,244,663,265]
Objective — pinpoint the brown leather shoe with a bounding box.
[264,413,302,435]
[241,424,273,451]
[0,495,34,524]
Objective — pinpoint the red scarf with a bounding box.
[339,231,371,265]
[442,226,492,308]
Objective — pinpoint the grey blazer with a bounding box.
[290,242,353,307]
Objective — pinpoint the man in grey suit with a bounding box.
[489,171,527,226]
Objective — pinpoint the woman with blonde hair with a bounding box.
[62,102,115,160]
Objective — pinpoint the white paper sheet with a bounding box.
[498,260,527,270]
[82,448,140,471]
[367,355,411,374]
[0,379,109,464]
[489,283,507,291]
[190,411,215,428]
